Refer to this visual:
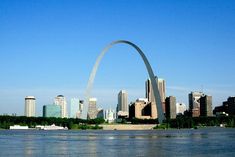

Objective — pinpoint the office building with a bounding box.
[87,98,98,119]
[146,77,166,116]
[227,97,235,116]
[189,92,204,117]
[214,97,235,116]
[176,103,186,115]
[97,108,104,119]
[25,96,36,117]
[70,98,80,118]
[117,90,129,118]
[105,109,116,123]
[129,98,156,119]
[200,95,213,117]
[165,96,176,119]
[54,95,67,118]
[77,100,84,118]
[43,104,61,118]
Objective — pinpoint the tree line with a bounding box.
[0,116,105,130]
[165,115,235,129]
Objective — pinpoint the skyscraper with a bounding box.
[25,96,36,117]
[145,77,166,117]
[165,96,176,119]
[189,92,204,117]
[117,90,129,117]
[70,98,80,118]
[54,95,67,118]
[87,98,98,119]
[200,95,213,117]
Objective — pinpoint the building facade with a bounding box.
[25,96,36,117]
[145,77,166,117]
[214,97,235,116]
[189,92,204,117]
[165,96,176,119]
[200,95,213,117]
[117,90,129,118]
[227,97,235,116]
[129,98,156,119]
[54,95,67,118]
[104,109,116,123]
[70,98,80,118]
[176,103,187,115]
[87,98,98,119]
[43,104,61,118]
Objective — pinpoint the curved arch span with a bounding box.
[83,40,165,124]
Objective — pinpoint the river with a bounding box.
[0,128,234,156]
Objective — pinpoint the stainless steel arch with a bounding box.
[83,40,165,124]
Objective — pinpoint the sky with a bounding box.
[0,0,235,116]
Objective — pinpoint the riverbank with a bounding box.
[100,124,156,130]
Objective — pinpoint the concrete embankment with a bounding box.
[100,124,156,130]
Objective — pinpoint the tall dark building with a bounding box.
[227,97,235,115]
[213,97,235,116]
[213,101,229,115]
[165,96,176,119]
[188,92,204,117]
[200,95,213,117]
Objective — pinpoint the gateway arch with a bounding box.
[83,40,165,124]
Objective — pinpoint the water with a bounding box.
[0,128,234,157]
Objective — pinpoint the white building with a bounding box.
[176,103,187,115]
[104,109,116,123]
[25,96,36,117]
[54,95,67,118]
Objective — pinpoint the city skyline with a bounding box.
[1,0,235,115]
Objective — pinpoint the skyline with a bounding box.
[1,0,235,116]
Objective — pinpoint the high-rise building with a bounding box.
[77,100,84,118]
[43,104,61,118]
[165,96,176,119]
[145,77,166,117]
[87,98,98,119]
[117,90,129,117]
[189,92,204,117]
[176,103,187,115]
[200,95,213,117]
[54,95,67,118]
[25,96,36,117]
[70,98,80,118]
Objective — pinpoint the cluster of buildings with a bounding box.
[25,95,84,119]
[24,77,235,123]
[86,78,187,122]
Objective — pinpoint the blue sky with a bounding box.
[0,0,235,116]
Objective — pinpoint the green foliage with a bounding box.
[168,116,235,129]
[154,123,168,129]
[0,116,105,130]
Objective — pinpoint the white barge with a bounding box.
[9,125,29,130]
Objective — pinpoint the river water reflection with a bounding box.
[0,128,234,157]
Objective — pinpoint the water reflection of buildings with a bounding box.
[23,134,36,156]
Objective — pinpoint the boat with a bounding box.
[9,125,29,130]
[37,124,68,130]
